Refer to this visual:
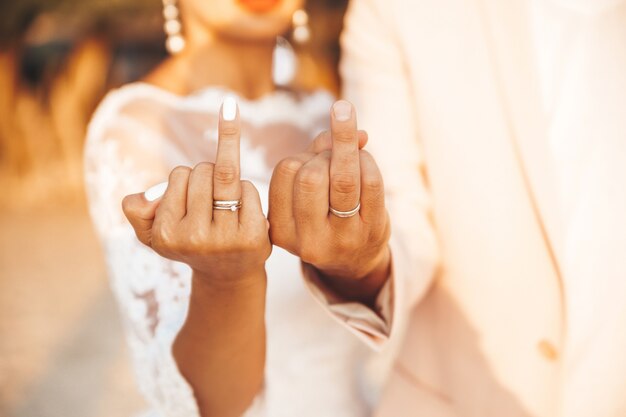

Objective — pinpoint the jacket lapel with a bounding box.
[475,0,565,277]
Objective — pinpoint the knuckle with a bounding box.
[214,163,239,183]
[267,220,290,246]
[315,130,329,140]
[336,151,356,166]
[311,131,330,149]
[268,226,282,245]
[193,161,214,173]
[170,165,191,179]
[241,181,261,200]
[240,180,256,193]
[297,168,326,192]
[187,229,208,250]
[277,157,304,177]
[370,222,391,244]
[320,150,332,160]
[333,129,355,143]
[298,245,319,265]
[219,125,239,137]
[136,231,152,247]
[151,223,174,253]
[331,173,358,195]
[359,149,372,158]
[121,195,134,216]
[298,236,330,265]
[362,174,383,191]
[269,234,290,254]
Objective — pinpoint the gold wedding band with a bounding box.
[329,202,361,218]
[213,199,242,212]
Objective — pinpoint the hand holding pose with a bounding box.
[269,100,391,305]
[122,98,270,417]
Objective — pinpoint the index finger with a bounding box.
[213,96,242,205]
[122,191,160,247]
[329,100,361,213]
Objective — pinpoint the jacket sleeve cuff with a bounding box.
[300,259,395,351]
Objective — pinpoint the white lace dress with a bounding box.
[84,83,377,417]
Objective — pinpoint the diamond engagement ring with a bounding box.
[329,202,361,218]
[213,199,242,212]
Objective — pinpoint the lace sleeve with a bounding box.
[84,96,265,417]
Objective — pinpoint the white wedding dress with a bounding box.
[84,83,379,417]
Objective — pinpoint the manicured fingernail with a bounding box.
[144,181,168,202]
[333,100,352,122]
[222,96,237,121]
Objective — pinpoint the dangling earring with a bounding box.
[162,0,185,54]
[291,9,311,45]
[272,9,310,87]
[272,36,297,87]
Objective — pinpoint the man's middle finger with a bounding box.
[329,100,361,214]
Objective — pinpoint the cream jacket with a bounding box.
[306,0,626,416]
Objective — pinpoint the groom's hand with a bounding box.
[268,100,391,303]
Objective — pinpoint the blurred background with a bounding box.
[0,1,347,415]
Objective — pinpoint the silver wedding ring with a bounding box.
[213,199,242,212]
[329,202,361,218]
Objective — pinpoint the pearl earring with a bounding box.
[162,0,185,54]
[292,9,311,45]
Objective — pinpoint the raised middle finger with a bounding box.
[329,100,361,214]
[213,96,242,223]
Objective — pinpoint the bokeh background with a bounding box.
[0,1,347,415]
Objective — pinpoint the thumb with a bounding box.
[122,181,166,247]
[307,130,368,153]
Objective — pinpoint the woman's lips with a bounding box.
[236,0,282,13]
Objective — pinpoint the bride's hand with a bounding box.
[122,98,271,285]
[268,100,391,302]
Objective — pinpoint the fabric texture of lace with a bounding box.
[85,83,376,417]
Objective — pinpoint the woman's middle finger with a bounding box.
[213,97,242,224]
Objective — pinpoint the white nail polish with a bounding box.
[144,181,168,202]
[222,96,238,121]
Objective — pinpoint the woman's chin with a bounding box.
[218,17,292,42]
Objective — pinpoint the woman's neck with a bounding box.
[146,25,276,99]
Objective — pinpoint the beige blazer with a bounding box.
[318,0,626,415]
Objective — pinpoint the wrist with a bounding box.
[191,268,267,294]
[182,269,267,337]
[318,243,391,281]
[316,246,391,306]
